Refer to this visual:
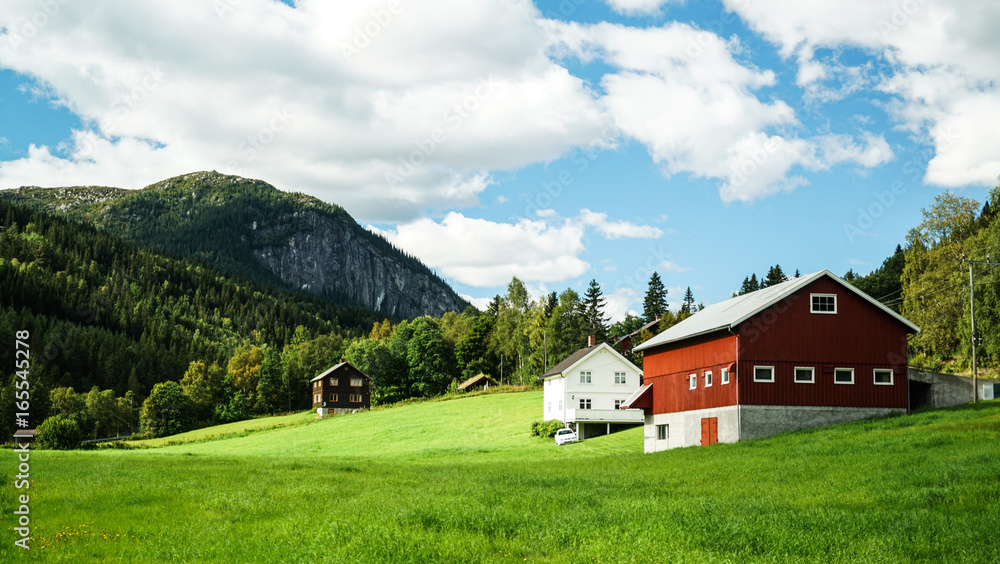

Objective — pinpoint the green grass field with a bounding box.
[2,390,999,563]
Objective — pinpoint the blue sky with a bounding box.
[1,0,997,320]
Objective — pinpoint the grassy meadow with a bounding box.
[2,390,999,563]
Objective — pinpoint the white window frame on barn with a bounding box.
[580,371,592,384]
[834,368,855,385]
[721,368,729,385]
[705,371,713,387]
[874,369,894,386]
[579,398,592,409]
[794,366,815,384]
[614,372,627,384]
[689,374,697,390]
[754,365,775,383]
[810,293,837,314]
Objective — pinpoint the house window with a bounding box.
[657,424,668,440]
[579,398,592,409]
[349,394,363,403]
[329,393,338,402]
[558,400,563,411]
[580,371,592,384]
[614,372,627,384]
[754,366,774,382]
[329,378,338,386]
[689,374,697,390]
[874,369,894,386]
[314,393,320,403]
[547,401,552,413]
[721,368,730,385]
[313,381,319,389]
[614,399,624,409]
[350,377,363,387]
[810,293,837,314]
[705,371,713,387]
[834,368,854,385]
[794,366,815,384]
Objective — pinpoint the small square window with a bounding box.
[329,393,338,402]
[810,294,837,314]
[656,424,669,440]
[754,366,774,382]
[794,367,815,384]
[689,374,697,390]
[874,369,893,385]
[579,398,592,409]
[834,368,854,385]
[705,371,713,387]
[614,399,624,409]
[329,377,338,386]
[580,371,592,384]
[614,372,627,384]
[721,368,730,385]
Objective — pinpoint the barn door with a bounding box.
[701,417,718,446]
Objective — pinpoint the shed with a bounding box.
[457,374,498,392]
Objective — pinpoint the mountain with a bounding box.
[1,171,469,319]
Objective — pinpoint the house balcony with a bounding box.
[568,408,644,424]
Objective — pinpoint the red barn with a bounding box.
[623,270,919,452]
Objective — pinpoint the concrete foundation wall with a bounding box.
[643,406,739,453]
[908,368,975,408]
[738,405,905,440]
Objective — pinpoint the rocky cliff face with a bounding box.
[1,171,470,319]
[251,209,467,319]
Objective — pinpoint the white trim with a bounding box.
[810,293,837,314]
[794,366,815,384]
[689,374,697,390]
[834,367,855,385]
[753,365,774,383]
[721,368,730,385]
[614,371,627,385]
[873,368,894,386]
[705,370,713,387]
[541,342,644,379]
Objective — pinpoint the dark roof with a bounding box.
[614,317,661,345]
[310,361,370,382]
[457,374,498,391]
[541,345,598,379]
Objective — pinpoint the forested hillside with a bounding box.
[0,198,377,441]
[1,171,468,318]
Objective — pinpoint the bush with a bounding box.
[530,420,565,438]
[36,414,84,450]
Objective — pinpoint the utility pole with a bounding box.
[962,259,1000,403]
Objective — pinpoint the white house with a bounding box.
[541,337,644,439]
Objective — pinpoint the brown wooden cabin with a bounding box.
[457,374,498,392]
[311,362,371,416]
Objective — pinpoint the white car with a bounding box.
[554,428,579,445]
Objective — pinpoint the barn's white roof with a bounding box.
[633,270,919,352]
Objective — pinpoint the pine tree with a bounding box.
[763,264,788,287]
[680,286,695,314]
[582,279,609,343]
[642,271,668,323]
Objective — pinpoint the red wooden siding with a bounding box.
[736,277,909,409]
[642,330,738,414]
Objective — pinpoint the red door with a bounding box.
[701,417,718,446]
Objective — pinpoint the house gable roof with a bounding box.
[540,342,642,380]
[310,361,369,382]
[457,374,498,391]
[634,270,919,352]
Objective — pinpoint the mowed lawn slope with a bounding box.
[1,390,998,563]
